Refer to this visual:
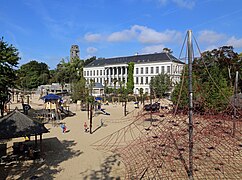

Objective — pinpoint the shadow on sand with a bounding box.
[1,137,83,179]
[82,154,122,180]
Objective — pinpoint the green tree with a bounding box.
[54,57,84,90]
[126,62,134,94]
[16,60,50,90]
[150,73,172,98]
[172,46,235,114]
[84,56,96,66]
[0,37,19,116]
[199,46,241,88]
[71,78,86,102]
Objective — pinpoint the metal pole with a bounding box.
[233,71,238,137]
[187,30,194,180]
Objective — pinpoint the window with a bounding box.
[84,71,86,76]
[87,71,89,76]
[100,70,102,75]
[146,67,148,74]
[103,70,105,75]
[162,66,165,73]
[167,66,170,73]
[136,68,139,74]
[100,78,102,84]
[136,77,139,84]
[93,70,95,76]
[140,77,143,84]
[97,70,99,76]
[151,67,154,74]
[90,71,92,76]
[156,67,159,74]
[141,68,143,74]
[145,77,148,84]
[151,77,154,82]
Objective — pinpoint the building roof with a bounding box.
[0,109,49,140]
[94,82,104,89]
[85,52,184,68]
[41,93,62,101]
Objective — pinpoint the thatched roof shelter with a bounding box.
[0,109,48,140]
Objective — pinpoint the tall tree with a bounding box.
[71,78,86,102]
[126,62,134,94]
[16,60,50,90]
[0,37,19,116]
[172,46,237,114]
[150,73,172,98]
[200,46,241,88]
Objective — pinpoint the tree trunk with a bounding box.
[87,102,89,120]
[90,104,93,134]
[0,103,4,117]
[124,100,127,116]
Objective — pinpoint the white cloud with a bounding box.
[141,44,165,54]
[84,33,102,42]
[227,36,242,48]
[198,30,226,44]
[107,29,136,42]
[133,25,182,44]
[106,25,182,44]
[86,47,98,54]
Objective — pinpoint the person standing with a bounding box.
[84,122,88,132]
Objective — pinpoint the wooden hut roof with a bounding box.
[0,109,48,140]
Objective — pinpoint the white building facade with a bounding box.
[83,52,184,95]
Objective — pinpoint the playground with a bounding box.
[1,93,242,179]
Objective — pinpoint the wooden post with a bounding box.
[35,134,38,148]
[40,134,43,156]
[90,104,93,134]
[27,95,30,105]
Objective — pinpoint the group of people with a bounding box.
[60,121,103,134]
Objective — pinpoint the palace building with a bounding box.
[83,52,184,95]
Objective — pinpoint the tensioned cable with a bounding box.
[193,35,241,116]
[174,32,188,116]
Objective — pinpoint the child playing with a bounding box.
[61,123,67,133]
[84,122,88,132]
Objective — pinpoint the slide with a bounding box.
[59,107,75,116]
[100,108,110,115]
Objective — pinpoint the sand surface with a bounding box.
[1,94,141,179]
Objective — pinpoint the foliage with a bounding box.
[0,37,19,116]
[201,66,233,112]
[84,56,96,66]
[54,57,84,89]
[150,73,172,98]
[199,46,241,89]
[16,60,50,89]
[71,78,87,102]
[171,46,237,113]
[126,62,134,94]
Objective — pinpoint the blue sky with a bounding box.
[1,0,242,69]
